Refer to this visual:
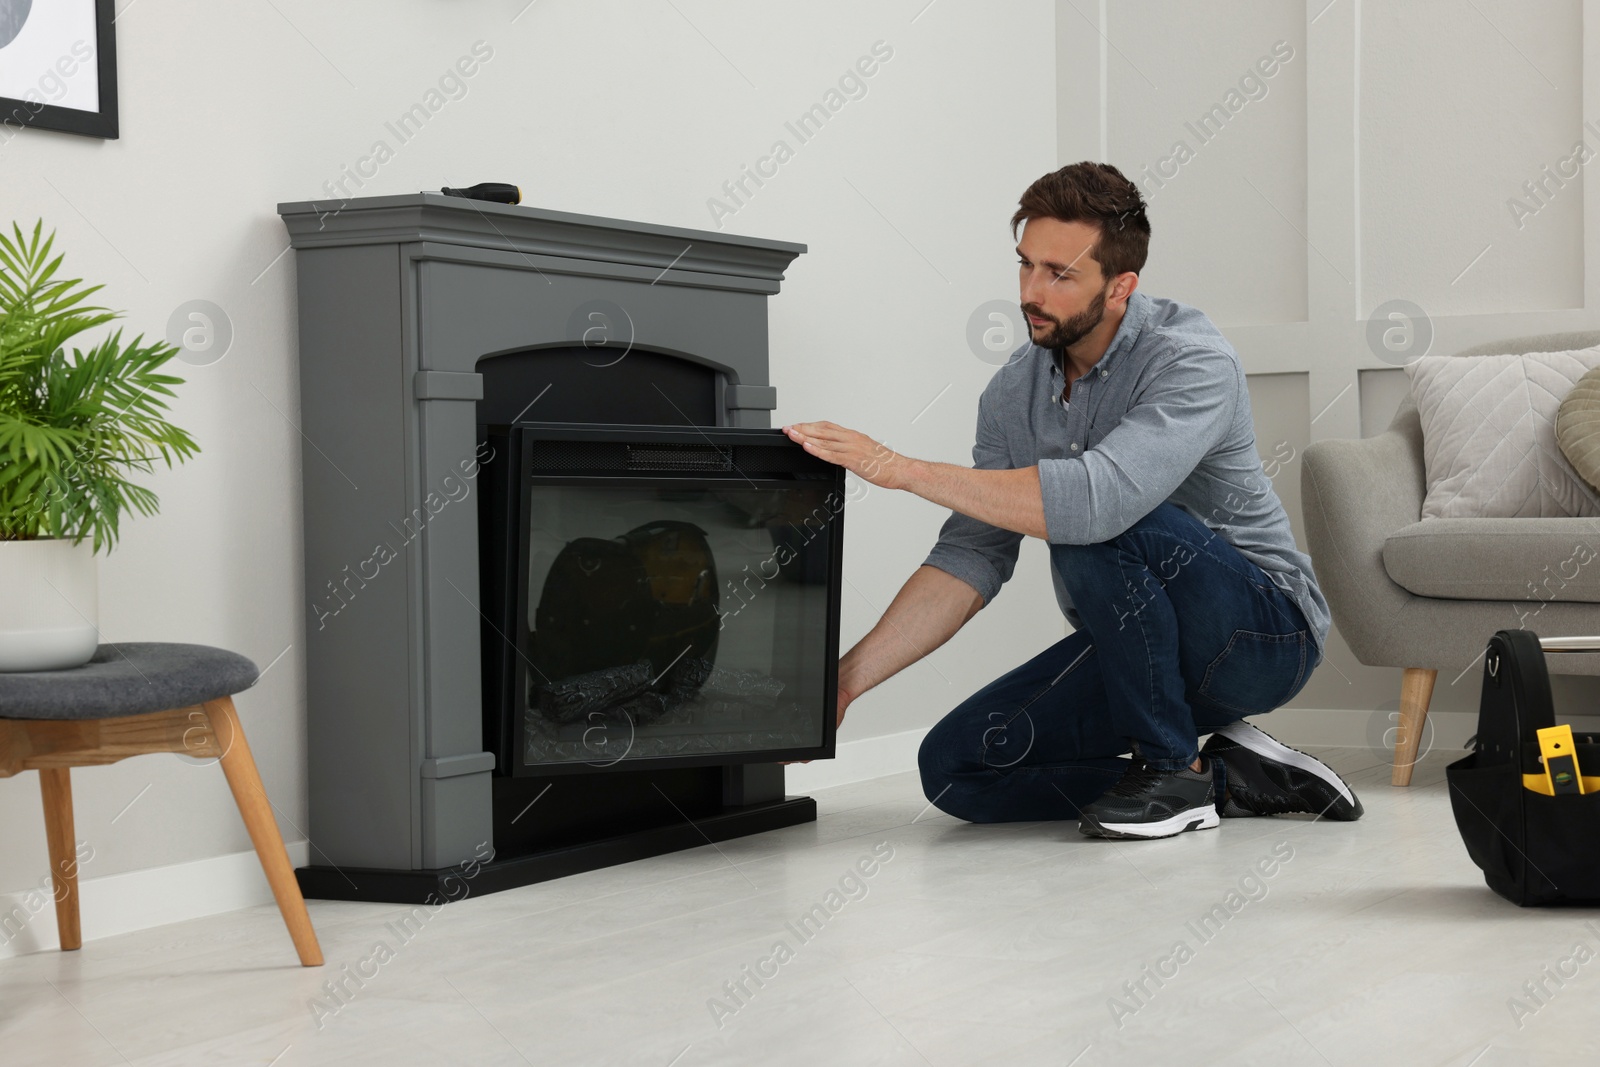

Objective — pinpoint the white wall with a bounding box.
[0,0,1062,925]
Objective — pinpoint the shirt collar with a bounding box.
[1093,289,1151,376]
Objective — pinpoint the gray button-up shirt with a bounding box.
[922,288,1331,658]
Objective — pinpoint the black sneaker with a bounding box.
[1201,721,1363,821]
[1078,759,1219,840]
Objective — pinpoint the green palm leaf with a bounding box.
[0,221,199,549]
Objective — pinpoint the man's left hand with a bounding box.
[782,421,911,490]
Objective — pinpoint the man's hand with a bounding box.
[780,685,854,765]
[783,419,1048,539]
[782,421,911,490]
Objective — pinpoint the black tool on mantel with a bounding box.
[440,182,521,204]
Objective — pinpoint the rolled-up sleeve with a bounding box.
[920,379,1023,606]
[1040,346,1237,545]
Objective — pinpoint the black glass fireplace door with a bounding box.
[480,425,844,775]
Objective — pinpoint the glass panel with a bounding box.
[521,483,835,767]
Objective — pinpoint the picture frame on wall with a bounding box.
[0,0,118,140]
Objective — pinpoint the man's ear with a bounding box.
[1112,272,1139,305]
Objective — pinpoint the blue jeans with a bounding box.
[917,501,1319,823]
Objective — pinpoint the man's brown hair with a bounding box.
[1011,162,1151,281]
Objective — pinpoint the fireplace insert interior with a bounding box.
[479,423,844,775]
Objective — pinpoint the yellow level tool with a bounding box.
[1522,724,1599,794]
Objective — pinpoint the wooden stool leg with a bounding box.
[39,768,82,951]
[1392,667,1438,787]
[204,696,323,966]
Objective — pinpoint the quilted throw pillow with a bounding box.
[1405,348,1600,519]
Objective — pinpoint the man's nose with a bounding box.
[1019,270,1047,307]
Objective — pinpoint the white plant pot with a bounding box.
[0,538,99,671]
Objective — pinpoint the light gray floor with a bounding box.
[3,747,1597,1066]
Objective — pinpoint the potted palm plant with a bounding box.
[0,221,199,671]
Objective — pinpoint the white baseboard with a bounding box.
[780,707,1600,796]
[784,727,929,792]
[0,840,310,960]
[779,714,1404,798]
[1253,706,1479,753]
[778,711,1424,796]
[1256,707,1600,758]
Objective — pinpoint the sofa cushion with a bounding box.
[1557,366,1600,495]
[1406,348,1600,519]
[1383,518,1600,602]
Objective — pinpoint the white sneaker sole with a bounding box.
[1214,720,1355,807]
[1082,805,1220,840]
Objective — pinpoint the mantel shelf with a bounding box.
[278,192,806,284]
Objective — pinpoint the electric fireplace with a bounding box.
[278,192,820,903]
[479,423,843,775]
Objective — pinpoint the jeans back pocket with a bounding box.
[1197,629,1309,714]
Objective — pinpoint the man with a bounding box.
[781,161,1361,840]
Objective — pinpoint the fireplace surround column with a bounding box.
[277,194,812,901]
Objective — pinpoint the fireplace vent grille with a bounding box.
[525,439,824,477]
[628,444,732,470]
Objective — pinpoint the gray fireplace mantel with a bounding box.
[279,193,804,292]
[278,193,807,874]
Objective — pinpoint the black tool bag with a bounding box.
[1447,629,1600,906]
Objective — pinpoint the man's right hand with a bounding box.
[777,565,984,767]
[782,685,854,765]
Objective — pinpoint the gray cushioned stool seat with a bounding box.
[0,643,259,720]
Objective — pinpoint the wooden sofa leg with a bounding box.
[205,696,324,967]
[1393,668,1438,786]
[39,768,82,951]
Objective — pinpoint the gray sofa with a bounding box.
[1301,332,1600,785]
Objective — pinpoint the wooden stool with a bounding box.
[0,643,323,966]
